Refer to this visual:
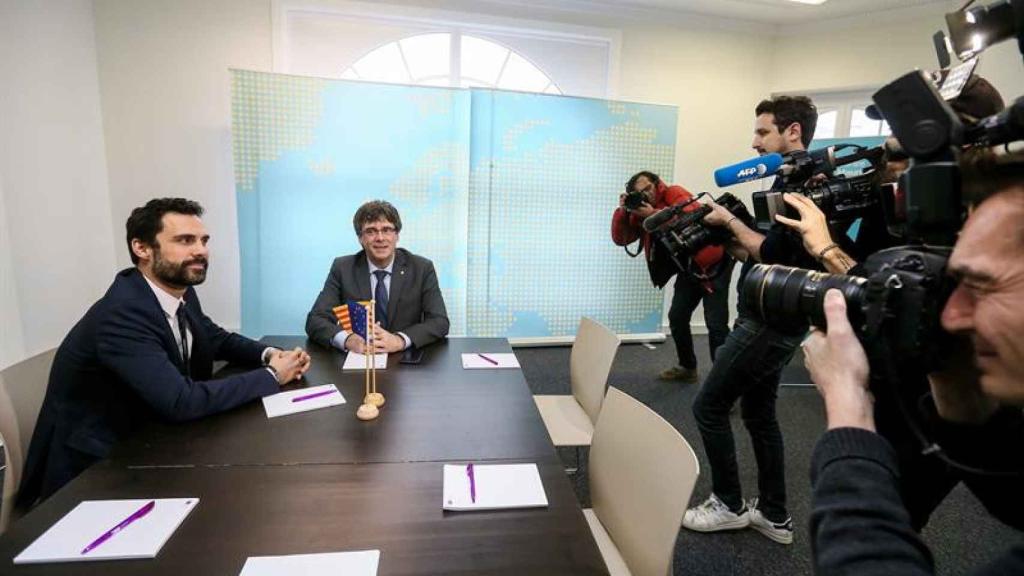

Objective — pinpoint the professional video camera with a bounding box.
[713,143,891,232]
[642,192,753,278]
[751,145,888,231]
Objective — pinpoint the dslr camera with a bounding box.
[623,189,648,211]
[743,247,954,367]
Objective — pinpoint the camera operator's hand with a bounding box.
[928,337,1000,424]
[774,193,832,253]
[804,173,830,186]
[702,198,734,227]
[803,289,875,431]
[776,194,856,274]
[631,202,657,219]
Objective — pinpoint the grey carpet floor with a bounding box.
[516,336,1022,576]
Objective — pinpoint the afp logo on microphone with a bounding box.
[736,163,769,180]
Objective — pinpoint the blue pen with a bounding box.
[466,463,476,503]
[81,500,155,555]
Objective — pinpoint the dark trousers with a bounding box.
[668,262,733,369]
[692,315,804,522]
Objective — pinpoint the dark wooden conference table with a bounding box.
[0,337,608,575]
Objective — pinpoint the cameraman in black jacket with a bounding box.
[803,152,1024,575]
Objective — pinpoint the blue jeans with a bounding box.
[692,315,805,522]
[668,262,733,369]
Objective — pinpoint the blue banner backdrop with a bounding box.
[232,70,677,339]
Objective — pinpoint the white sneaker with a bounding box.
[747,498,794,545]
[682,494,750,533]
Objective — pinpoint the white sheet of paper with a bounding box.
[14,498,199,564]
[261,384,345,418]
[461,353,520,369]
[343,352,388,370]
[442,463,548,511]
[239,549,380,576]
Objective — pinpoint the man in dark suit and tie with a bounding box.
[19,198,311,507]
[305,200,450,353]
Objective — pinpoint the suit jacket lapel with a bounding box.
[387,250,406,326]
[127,269,187,373]
[354,252,372,301]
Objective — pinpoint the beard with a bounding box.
[152,247,208,287]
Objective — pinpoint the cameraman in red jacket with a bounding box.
[612,171,733,382]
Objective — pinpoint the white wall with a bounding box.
[772,1,1024,101]
[0,0,116,370]
[93,0,274,329]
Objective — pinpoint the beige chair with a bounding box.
[0,348,56,532]
[583,387,700,576]
[533,317,620,465]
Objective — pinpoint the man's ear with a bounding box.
[131,238,152,263]
[786,122,803,145]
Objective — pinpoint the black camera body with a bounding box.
[661,193,752,253]
[655,192,752,279]
[752,171,884,232]
[742,246,954,367]
[623,190,648,210]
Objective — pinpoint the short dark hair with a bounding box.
[125,198,204,264]
[353,200,402,236]
[755,95,818,148]
[961,150,1024,207]
[626,171,661,194]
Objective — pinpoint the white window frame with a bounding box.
[271,0,620,98]
[340,32,564,94]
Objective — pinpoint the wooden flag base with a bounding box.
[356,403,380,420]
[364,392,385,408]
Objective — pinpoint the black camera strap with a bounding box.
[874,346,1024,478]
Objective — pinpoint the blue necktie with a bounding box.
[373,269,389,329]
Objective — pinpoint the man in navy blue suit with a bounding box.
[19,198,311,507]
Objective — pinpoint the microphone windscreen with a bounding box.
[713,153,784,187]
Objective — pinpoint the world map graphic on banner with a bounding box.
[232,70,678,339]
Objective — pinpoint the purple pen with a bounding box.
[291,389,336,403]
[81,500,155,555]
[477,353,499,366]
[466,463,476,503]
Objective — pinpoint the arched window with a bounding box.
[340,33,562,94]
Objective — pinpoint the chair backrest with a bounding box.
[589,387,700,576]
[569,317,620,425]
[0,348,55,532]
